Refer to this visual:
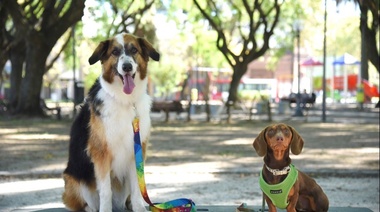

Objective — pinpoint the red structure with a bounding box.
[326,74,379,98]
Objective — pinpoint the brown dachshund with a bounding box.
[253,123,329,212]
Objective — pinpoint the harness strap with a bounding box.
[133,117,196,212]
[259,164,298,209]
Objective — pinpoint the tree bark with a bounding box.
[9,41,25,111]
[226,63,247,123]
[359,3,369,81]
[204,72,211,122]
[366,29,380,73]
[228,65,246,104]
[16,34,50,116]
[359,1,379,80]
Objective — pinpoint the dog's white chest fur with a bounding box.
[98,78,150,181]
[101,96,135,177]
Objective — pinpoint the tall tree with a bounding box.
[0,2,9,80]
[337,0,379,78]
[192,0,282,109]
[3,0,85,116]
[357,0,379,79]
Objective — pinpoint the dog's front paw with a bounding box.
[84,205,97,212]
[132,204,148,212]
[129,199,148,212]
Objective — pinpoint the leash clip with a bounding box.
[133,117,140,133]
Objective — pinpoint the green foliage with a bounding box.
[327,15,360,58]
[185,24,228,68]
[265,0,308,70]
[149,0,229,98]
[164,1,228,68]
[84,66,101,91]
[83,0,155,39]
[149,58,185,100]
[238,90,270,102]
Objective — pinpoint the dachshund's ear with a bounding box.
[89,40,110,65]
[288,125,304,155]
[253,127,268,157]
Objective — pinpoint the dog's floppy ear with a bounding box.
[288,125,304,155]
[137,37,160,62]
[253,127,268,157]
[89,40,110,65]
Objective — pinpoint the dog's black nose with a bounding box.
[122,63,133,72]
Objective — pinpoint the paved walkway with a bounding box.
[0,103,378,211]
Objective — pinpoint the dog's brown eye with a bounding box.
[112,49,120,56]
[130,47,138,54]
[284,129,290,136]
[267,129,275,136]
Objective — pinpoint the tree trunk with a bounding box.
[365,27,379,73]
[359,5,369,81]
[0,56,7,80]
[9,41,25,111]
[359,2,379,78]
[226,64,246,123]
[184,71,192,122]
[228,63,249,103]
[15,35,50,116]
[204,72,211,122]
[266,100,272,122]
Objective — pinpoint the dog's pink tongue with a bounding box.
[122,75,135,94]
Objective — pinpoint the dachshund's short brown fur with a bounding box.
[253,123,329,212]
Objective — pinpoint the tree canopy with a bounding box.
[1,0,85,116]
[0,0,376,117]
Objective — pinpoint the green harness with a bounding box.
[259,164,298,209]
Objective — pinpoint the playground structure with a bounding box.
[326,75,379,102]
[180,66,379,104]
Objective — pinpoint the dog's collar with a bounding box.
[265,165,291,176]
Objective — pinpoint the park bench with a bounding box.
[281,92,316,109]
[0,99,8,114]
[40,99,61,120]
[152,100,186,122]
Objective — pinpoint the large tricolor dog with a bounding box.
[62,33,159,211]
[253,123,329,212]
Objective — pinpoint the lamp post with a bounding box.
[293,20,303,117]
[72,24,77,117]
[322,0,327,122]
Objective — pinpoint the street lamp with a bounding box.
[293,20,303,117]
[322,0,327,122]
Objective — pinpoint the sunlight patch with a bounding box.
[0,178,63,195]
[219,138,251,146]
[3,134,69,140]
[0,128,19,134]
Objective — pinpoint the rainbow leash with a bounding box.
[133,118,196,212]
